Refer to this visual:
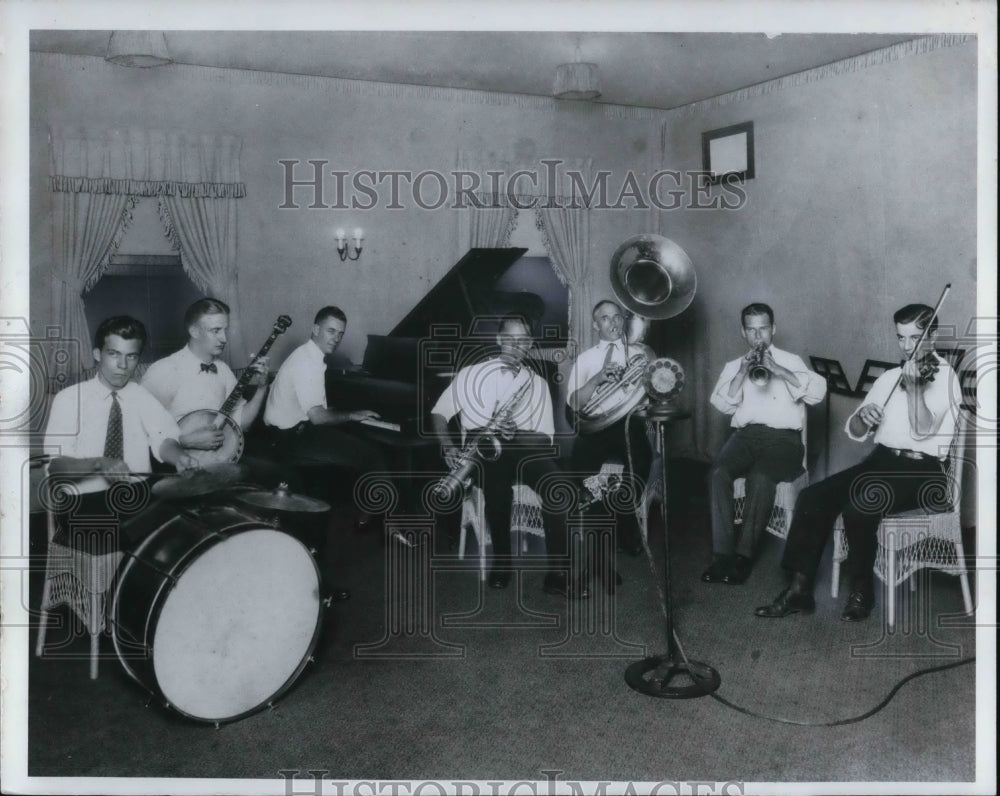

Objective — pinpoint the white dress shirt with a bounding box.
[44,377,181,491]
[566,339,630,403]
[709,344,827,430]
[264,339,327,430]
[846,355,960,458]
[432,359,555,442]
[142,345,243,425]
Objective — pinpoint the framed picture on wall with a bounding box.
[701,121,755,184]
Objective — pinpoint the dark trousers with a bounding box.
[479,432,568,571]
[263,422,390,506]
[781,446,947,586]
[710,424,805,559]
[571,416,652,549]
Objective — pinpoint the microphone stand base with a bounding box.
[624,655,721,699]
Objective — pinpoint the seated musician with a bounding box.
[567,299,653,595]
[430,313,581,597]
[703,302,826,585]
[263,305,388,507]
[43,316,197,549]
[756,303,960,621]
[142,298,269,451]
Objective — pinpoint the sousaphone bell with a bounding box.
[575,234,696,432]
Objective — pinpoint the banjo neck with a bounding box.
[218,315,292,415]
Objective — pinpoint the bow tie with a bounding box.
[200,362,218,374]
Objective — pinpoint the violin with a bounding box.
[900,352,940,389]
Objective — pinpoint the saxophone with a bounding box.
[434,375,534,499]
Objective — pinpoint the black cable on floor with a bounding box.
[673,629,976,727]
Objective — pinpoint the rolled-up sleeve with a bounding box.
[140,391,181,462]
[709,361,741,415]
[431,371,461,422]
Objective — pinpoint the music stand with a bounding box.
[624,403,720,699]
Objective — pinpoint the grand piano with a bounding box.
[326,247,563,438]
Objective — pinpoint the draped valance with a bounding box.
[48,127,246,197]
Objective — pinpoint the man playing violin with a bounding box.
[566,300,653,593]
[143,298,269,451]
[704,303,826,586]
[756,303,961,621]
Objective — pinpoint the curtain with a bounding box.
[456,151,594,355]
[159,196,244,364]
[534,204,592,360]
[51,192,133,364]
[48,127,246,361]
[455,151,519,250]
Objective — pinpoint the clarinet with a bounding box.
[434,376,533,499]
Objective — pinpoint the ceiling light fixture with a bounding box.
[553,61,602,101]
[105,31,173,68]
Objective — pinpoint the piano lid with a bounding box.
[389,248,528,338]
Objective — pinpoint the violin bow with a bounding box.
[879,282,951,410]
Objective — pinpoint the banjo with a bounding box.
[178,315,292,465]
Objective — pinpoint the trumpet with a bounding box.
[747,344,771,386]
[434,375,533,499]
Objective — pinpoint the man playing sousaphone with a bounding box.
[567,300,654,591]
[431,314,580,597]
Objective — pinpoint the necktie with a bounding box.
[103,391,124,461]
[200,362,218,374]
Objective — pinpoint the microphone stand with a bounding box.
[624,402,720,699]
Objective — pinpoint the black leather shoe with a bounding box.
[840,590,875,622]
[701,557,731,584]
[543,572,589,599]
[722,554,753,585]
[488,569,511,589]
[754,587,815,618]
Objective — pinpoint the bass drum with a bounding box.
[112,504,323,724]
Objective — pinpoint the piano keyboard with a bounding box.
[359,418,402,433]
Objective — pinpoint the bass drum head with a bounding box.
[152,528,321,722]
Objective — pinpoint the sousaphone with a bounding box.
[574,234,696,433]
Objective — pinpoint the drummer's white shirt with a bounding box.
[44,376,181,492]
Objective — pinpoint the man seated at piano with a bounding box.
[142,298,269,452]
[263,305,389,509]
[430,313,583,597]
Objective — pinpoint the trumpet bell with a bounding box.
[610,234,697,320]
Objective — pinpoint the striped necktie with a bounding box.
[103,391,124,460]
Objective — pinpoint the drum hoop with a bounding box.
[113,510,324,723]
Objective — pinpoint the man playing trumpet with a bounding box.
[703,303,826,585]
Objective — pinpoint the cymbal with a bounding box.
[152,462,246,500]
[236,482,331,514]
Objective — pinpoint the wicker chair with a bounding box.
[831,415,974,627]
[35,481,124,680]
[459,484,549,581]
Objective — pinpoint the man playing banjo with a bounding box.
[143,298,269,455]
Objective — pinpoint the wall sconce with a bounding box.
[335,228,364,262]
